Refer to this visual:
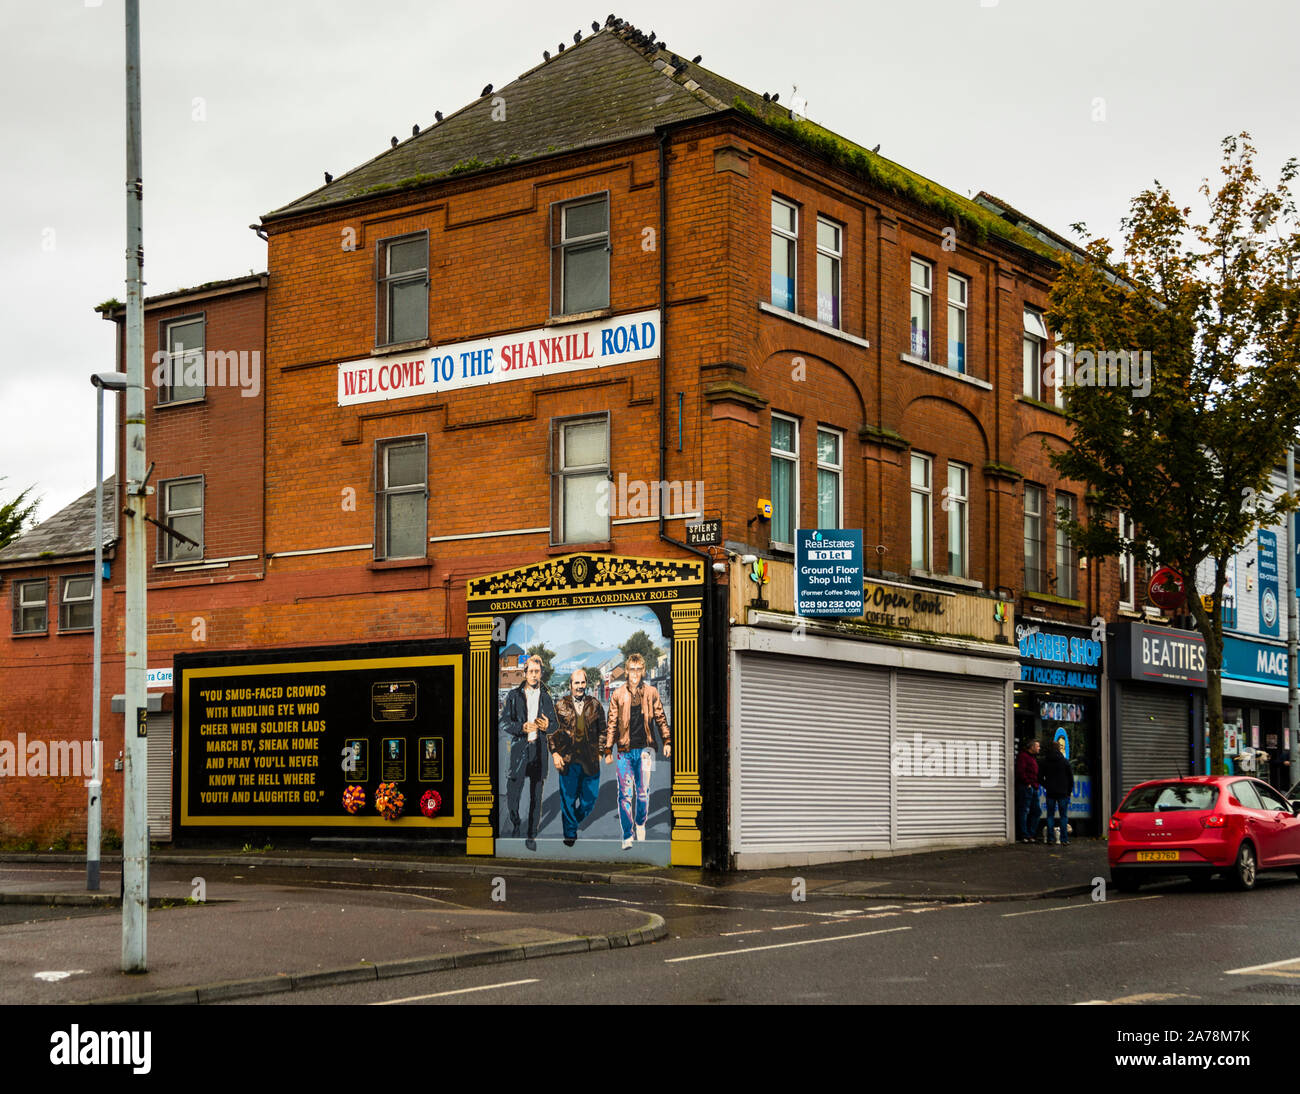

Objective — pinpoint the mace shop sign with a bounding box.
[337,309,660,406]
[1222,634,1288,687]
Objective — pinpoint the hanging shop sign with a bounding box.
[796,529,864,617]
[337,309,660,406]
[1147,566,1186,610]
[176,640,465,830]
[1015,619,1102,691]
[1258,530,1280,638]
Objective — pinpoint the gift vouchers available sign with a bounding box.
[337,310,660,406]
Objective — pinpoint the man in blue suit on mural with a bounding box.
[501,654,558,849]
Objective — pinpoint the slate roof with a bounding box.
[265,18,1058,261]
[0,478,116,565]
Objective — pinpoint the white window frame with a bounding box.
[550,194,610,317]
[1023,308,1048,400]
[911,452,932,571]
[1056,491,1078,599]
[910,258,932,360]
[1024,483,1046,593]
[158,475,204,563]
[374,436,428,560]
[376,231,429,346]
[550,413,610,546]
[1118,509,1136,609]
[12,578,47,635]
[816,426,843,529]
[159,314,205,404]
[816,217,842,329]
[947,273,967,374]
[946,461,969,578]
[771,197,798,313]
[770,412,799,549]
[59,573,94,632]
[1051,336,1073,408]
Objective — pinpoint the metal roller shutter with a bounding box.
[147,712,173,842]
[734,652,891,852]
[895,671,1006,842]
[1120,686,1189,796]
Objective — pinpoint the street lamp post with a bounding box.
[88,371,126,892]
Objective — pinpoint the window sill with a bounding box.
[1015,394,1067,417]
[157,396,206,410]
[900,353,992,391]
[368,557,432,571]
[11,630,49,638]
[155,557,207,570]
[547,308,612,327]
[548,540,612,556]
[372,337,431,357]
[1022,590,1085,609]
[58,627,94,635]
[768,541,795,556]
[910,569,983,590]
[757,302,870,349]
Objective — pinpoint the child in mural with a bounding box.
[500,654,557,849]
[550,668,606,847]
[603,653,671,850]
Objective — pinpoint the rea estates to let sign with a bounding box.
[338,309,661,406]
[796,529,864,617]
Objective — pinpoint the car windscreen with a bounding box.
[1119,784,1219,812]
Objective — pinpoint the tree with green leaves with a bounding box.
[0,479,38,550]
[620,629,663,674]
[1046,133,1300,773]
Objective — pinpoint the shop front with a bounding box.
[1110,622,1206,798]
[728,562,1018,868]
[1221,634,1293,791]
[1014,618,1103,838]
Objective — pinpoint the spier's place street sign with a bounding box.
[337,309,660,406]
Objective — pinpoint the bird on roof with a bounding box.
[592,20,600,31]
[762,92,770,102]
[391,136,398,147]
[648,29,656,40]
[412,124,419,136]
[658,40,667,51]
[543,49,550,60]
[605,13,614,25]
[771,93,779,102]
[558,41,565,51]
[481,83,493,96]
[871,143,881,153]
[324,172,333,183]
[692,54,702,63]
[573,30,581,42]
[435,110,443,122]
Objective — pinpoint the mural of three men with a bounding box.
[496,606,672,853]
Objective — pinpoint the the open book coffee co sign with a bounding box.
[338,310,660,406]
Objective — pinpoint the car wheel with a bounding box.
[1110,869,1143,893]
[1232,842,1257,891]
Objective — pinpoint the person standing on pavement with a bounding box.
[1015,738,1042,844]
[603,653,671,850]
[1039,738,1074,845]
[500,654,557,849]
[551,668,605,848]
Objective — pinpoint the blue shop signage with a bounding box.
[1016,619,1102,691]
[1258,530,1280,637]
[1222,634,1288,687]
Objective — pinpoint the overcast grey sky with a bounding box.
[2,0,1297,525]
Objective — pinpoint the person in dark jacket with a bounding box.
[500,655,558,848]
[1039,739,1075,845]
[1014,739,1041,844]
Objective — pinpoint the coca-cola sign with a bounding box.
[1147,565,1186,610]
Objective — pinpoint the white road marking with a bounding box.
[665,925,912,963]
[1224,955,1300,976]
[769,924,809,931]
[1001,895,1162,917]
[372,978,540,1004]
[578,895,644,905]
[719,929,762,937]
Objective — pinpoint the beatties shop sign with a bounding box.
[337,310,660,406]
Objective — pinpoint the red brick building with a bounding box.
[4,20,1157,863]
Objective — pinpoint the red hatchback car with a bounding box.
[1109,775,1300,892]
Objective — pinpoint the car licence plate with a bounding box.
[1136,850,1178,862]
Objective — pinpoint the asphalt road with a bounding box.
[209,868,1300,1006]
